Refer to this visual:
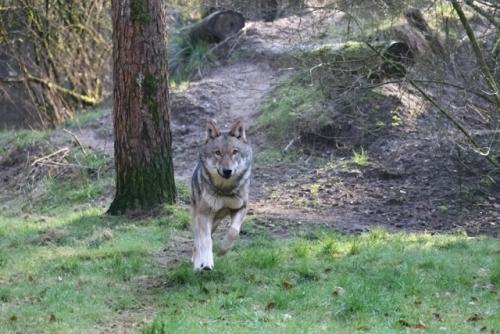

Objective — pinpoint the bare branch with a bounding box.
[450,0,500,111]
[62,129,88,156]
[26,74,99,105]
[465,0,500,30]
[364,40,499,168]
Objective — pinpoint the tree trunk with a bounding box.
[181,10,245,44]
[108,0,176,214]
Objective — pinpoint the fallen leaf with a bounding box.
[477,268,488,277]
[333,287,346,296]
[75,279,85,289]
[467,314,483,322]
[282,281,294,289]
[49,314,56,322]
[483,283,495,290]
[265,302,276,311]
[9,315,17,321]
[415,321,427,329]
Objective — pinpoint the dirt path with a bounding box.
[4,11,495,241]
[1,10,498,334]
[62,11,498,239]
[170,61,279,180]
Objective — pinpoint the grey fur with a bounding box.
[191,120,253,271]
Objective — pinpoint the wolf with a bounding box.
[191,119,253,271]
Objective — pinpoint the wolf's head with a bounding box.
[201,120,252,182]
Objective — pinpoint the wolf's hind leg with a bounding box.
[192,214,214,271]
[219,207,247,255]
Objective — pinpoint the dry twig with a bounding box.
[31,147,70,166]
[62,129,87,155]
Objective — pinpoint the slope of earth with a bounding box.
[0,8,499,334]
[0,9,498,239]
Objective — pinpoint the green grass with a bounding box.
[258,76,323,144]
[255,148,300,165]
[32,149,113,213]
[143,229,499,334]
[168,32,214,83]
[0,209,170,333]
[351,147,369,167]
[63,106,110,129]
[3,202,498,334]
[0,129,49,155]
[1,130,499,333]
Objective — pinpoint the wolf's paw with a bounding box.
[193,252,214,271]
[194,262,214,271]
[219,227,239,255]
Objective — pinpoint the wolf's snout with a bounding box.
[222,169,232,178]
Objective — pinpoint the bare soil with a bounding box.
[0,11,498,241]
[0,11,498,334]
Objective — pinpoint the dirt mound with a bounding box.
[238,9,346,60]
[0,10,498,238]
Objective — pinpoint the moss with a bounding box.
[493,38,500,59]
[258,75,323,144]
[108,146,176,215]
[131,0,150,26]
[142,73,159,126]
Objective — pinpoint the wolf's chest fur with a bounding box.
[201,188,245,211]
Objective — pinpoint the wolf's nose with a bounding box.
[222,169,232,178]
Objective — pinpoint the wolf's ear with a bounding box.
[229,120,247,142]
[206,120,220,141]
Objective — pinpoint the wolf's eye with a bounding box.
[232,149,239,155]
[215,150,222,156]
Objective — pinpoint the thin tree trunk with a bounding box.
[450,0,500,111]
[108,0,176,214]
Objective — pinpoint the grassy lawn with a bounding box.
[1,207,498,333]
[147,229,499,334]
[0,127,498,333]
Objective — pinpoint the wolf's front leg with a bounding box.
[192,214,214,271]
[219,207,247,255]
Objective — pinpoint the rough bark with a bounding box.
[108,0,176,214]
[181,10,245,44]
